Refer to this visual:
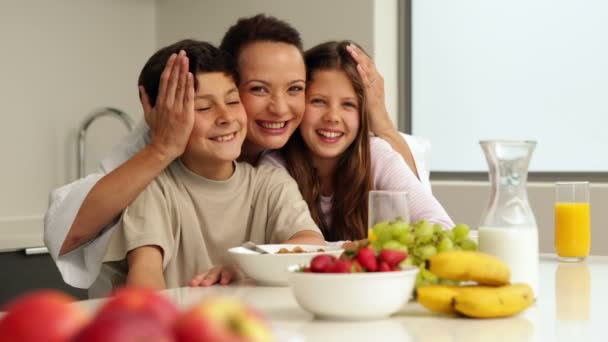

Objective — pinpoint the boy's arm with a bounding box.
[57,52,194,256]
[284,230,326,245]
[126,245,166,290]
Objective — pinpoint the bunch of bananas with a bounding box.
[416,251,534,318]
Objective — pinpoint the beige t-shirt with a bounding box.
[103,160,320,288]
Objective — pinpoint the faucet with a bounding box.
[78,107,135,179]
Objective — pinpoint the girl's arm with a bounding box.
[346,44,420,179]
[126,245,166,289]
[284,230,326,245]
[53,52,194,256]
[371,138,454,228]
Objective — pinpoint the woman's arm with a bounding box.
[57,51,195,255]
[346,44,420,179]
[126,245,166,289]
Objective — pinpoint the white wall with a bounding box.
[156,0,399,122]
[0,0,156,246]
[433,181,608,256]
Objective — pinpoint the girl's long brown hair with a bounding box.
[282,41,372,241]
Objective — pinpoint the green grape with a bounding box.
[402,257,415,266]
[420,267,438,283]
[372,239,383,252]
[459,238,478,251]
[433,224,443,234]
[373,222,393,243]
[417,244,438,260]
[383,240,403,251]
[441,229,455,241]
[398,230,415,246]
[414,221,434,243]
[438,278,460,286]
[437,237,454,253]
[452,224,470,242]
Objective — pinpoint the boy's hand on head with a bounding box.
[346,44,394,136]
[189,265,238,287]
[142,50,195,161]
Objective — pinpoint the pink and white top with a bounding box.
[259,137,454,230]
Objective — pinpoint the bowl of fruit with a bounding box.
[229,244,343,286]
[287,243,419,321]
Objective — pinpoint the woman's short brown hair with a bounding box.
[220,14,303,62]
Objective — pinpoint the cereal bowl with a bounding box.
[228,244,343,286]
[287,265,419,320]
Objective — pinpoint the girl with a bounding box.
[261,41,454,241]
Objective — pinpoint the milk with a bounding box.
[478,226,539,297]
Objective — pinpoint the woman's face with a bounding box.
[300,69,361,163]
[237,41,306,151]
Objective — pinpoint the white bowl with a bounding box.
[287,265,419,320]
[228,244,343,286]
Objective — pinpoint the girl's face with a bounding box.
[300,69,361,164]
[237,41,306,151]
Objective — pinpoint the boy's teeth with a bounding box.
[317,130,343,139]
[259,121,286,129]
[213,133,235,142]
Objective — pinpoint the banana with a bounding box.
[427,251,510,286]
[453,284,534,318]
[416,285,460,314]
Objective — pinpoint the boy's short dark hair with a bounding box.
[138,39,237,106]
[220,14,303,62]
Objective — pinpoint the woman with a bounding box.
[44,14,420,288]
[260,41,453,242]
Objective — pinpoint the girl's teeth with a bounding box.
[214,133,235,142]
[259,122,286,129]
[317,130,343,139]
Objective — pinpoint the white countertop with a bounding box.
[74,254,608,342]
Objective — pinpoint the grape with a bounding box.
[459,238,478,251]
[437,237,454,253]
[397,230,415,245]
[383,240,403,251]
[368,215,474,288]
[417,245,437,260]
[452,224,470,242]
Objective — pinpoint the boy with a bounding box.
[102,40,324,290]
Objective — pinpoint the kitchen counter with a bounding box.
[73,254,608,341]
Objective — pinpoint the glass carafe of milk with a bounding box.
[479,140,539,297]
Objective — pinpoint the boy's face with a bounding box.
[184,72,247,163]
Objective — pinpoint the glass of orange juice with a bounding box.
[555,182,591,262]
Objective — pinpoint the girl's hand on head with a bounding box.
[346,44,395,136]
[141,50,195,161]
[189,265,238,287]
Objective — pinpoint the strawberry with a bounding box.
[329,259,352,273]
[379,261,391,272]
[310,254,337,273]
[356,247,378,272]
[379,249,408,268]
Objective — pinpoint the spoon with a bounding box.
[242,241,270,254]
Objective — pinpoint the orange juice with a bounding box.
[555,202,590,258]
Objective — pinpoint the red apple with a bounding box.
[0,290,88,342]
[174,297,272,342]
[72,311,173,342]
[95,287,178,329]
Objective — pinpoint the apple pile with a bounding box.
[303,243,408,273]
[0,287,273,342]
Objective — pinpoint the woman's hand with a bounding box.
[189,265,238,287]
[346,44,394,136]
[140,50,195,161]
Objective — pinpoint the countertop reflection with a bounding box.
[75,255,608,342]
